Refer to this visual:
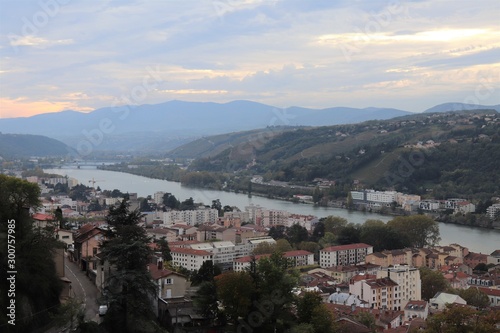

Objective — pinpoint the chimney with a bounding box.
[158,258,163,270]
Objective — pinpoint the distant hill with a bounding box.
[187,109,500,199]
[0,133,74,158]
[0,100,412,153]
[424,102,500,113]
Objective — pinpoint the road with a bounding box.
[65,259,101,323]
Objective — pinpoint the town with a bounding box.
[7,171,500,332]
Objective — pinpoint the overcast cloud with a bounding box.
[0,0,499,118]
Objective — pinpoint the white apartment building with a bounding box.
[320,243,373,268]
[171,237,276,269]
[170,247,213,271]
[153,191,165,205]
[366,190,397,204]
[377,265,421,303]
[486,204,500,219]
[162,208,218,226]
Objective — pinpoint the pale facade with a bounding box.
[377,265,421,303]
[349,277,400,310]
[319,243,373,268]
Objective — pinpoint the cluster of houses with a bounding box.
[350,189,500,218]
[25,179,500,332]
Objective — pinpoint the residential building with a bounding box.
[170,247,213,271]
[73,224,106,272]
[349,277,400,310]
[154,191,165,205]
[162,208,218,226]
[320,243,373,268]
[475,287,500,307]
[148,260,190,300]
[377,265,421,303]
[146,228,177,243]
[488,249,500,266]
[464,252,489,269]
[429,292,466,310]
[326,263,381,283]
[486,204,500,219]
[196,224,236,242]
[404,300,429,320]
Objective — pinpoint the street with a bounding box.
[65,259,101,324]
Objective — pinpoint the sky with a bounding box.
[0,0,499,118]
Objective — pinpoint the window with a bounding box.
[93,247,97,255]
[166,278,173,284]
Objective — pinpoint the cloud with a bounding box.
[0,0,499,116]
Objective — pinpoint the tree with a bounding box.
[253,242,277,255]
[296,291,323,324]
[180,197,196,210]
[419,267,449,301]
[215,271,255,325]
[269,225,286,239]
[191,260,221,286]
[346,192,354,209]
[387,215,440,248]
[162,192,179,209]
[310,304,337,333]
[211,199,223,216]
[100,199,158,333]
[139,198,150,212]
[424,303,499,333]
[156,236,172,261]
[319,232,337,248]
[0,175,63,332]
[55,206,64,229]
[355,311,376,332]
[458,287,490,308]
[322,216,348,235]
[194,281,222,326]
[276,239,293,253]
[336,224,361,245]
[311,222,325,242]
[287,224,309,245]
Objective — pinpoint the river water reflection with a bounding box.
[45,167,500,254]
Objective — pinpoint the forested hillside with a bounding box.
[188,110,500,199]
[0,133,74,158]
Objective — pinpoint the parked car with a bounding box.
[99,305,108,316]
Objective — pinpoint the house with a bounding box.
[148,259,190,320]
[464,252,489,269]
[196,224,236,242]
[73,224,105,272]
[429,292,467,310]
[475,287,500,307]
[146,228,177,243]
[488,250,500,266]
[32,213,56,229]
[55,229,73,248]
[320,243,373,268]
[404,300,429,320]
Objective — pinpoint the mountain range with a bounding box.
[0,100,498,153]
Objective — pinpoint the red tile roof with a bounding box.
[477,287,500,297]
[322,243,373,252]
[147,263,185,280]
[170,247,212,256]
[32,213,54,221]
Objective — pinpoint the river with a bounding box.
[45,167,500,254]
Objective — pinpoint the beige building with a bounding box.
[349,277,400,310]
[377,265,421,304]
